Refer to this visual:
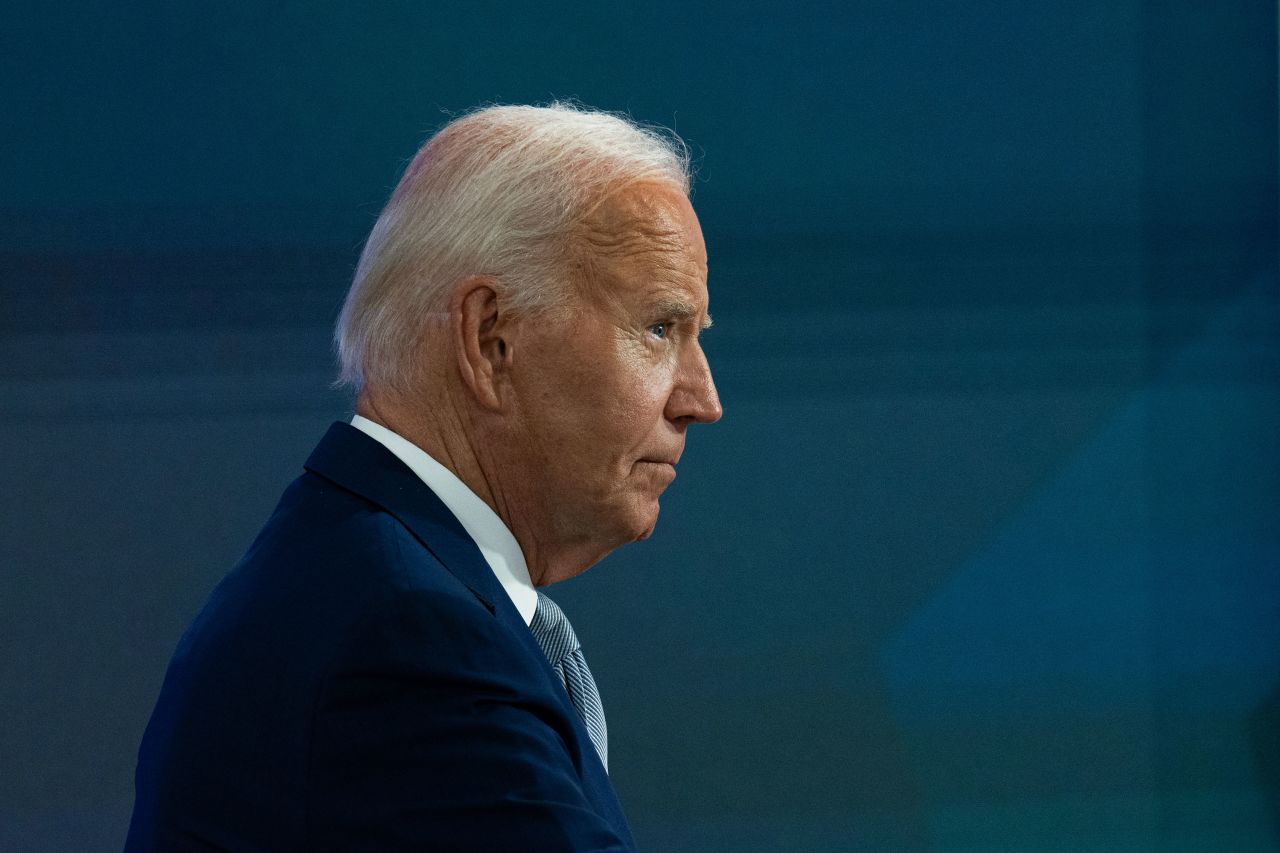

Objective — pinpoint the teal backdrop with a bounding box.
[2,2,1277,850]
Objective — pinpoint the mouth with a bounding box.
[638,454,680,468]
[639,447,682,467]
[636,459,678,480]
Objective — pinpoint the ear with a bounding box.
[450,275,511,411]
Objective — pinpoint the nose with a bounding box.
[666,340,723,427]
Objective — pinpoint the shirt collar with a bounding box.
[349,414,538,626]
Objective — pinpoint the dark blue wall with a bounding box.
[2,2,1276,850]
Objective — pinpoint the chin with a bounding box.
[628,503,661,542]
[596,494,662,545]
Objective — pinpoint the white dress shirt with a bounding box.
[350,414,538,626]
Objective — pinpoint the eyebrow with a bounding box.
[654,298,714,330]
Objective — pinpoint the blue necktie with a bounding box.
[528,592,609,771]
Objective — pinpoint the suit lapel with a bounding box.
[302,421,518,625]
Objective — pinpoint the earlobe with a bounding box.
[450,276,508,411]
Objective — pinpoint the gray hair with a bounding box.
[333,101,694,393]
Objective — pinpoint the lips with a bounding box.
[638,456,680,468]
[637,460,677,485]
[640,447,683,467]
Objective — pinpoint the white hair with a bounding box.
[333,101,694,393]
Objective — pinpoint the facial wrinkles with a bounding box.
[517,302,664,540]
[580,203,709,458]
[573,184,706,306]
[603,256,706,344]
[515,185,708,555]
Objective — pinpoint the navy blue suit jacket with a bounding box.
[125,422,637,851]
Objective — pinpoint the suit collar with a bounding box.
[348,415,539,625]
[303,421,519,625]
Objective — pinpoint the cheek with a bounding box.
[532,336,674,462]
[609,369,676,447]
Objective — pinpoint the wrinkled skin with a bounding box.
[360,181,722,586]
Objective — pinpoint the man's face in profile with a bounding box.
[504,181,721,562]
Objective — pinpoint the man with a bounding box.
[125,102,721,851]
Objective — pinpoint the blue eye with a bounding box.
[648,323,669,339]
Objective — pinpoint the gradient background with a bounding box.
[2,2,1277,850]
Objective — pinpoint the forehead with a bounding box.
[573,182,708,305]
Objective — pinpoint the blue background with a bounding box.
[2,2,1277,850]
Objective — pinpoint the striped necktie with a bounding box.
[528,592,609,771]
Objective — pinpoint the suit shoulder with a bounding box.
[130,471,503,848]
[232,470,469,601]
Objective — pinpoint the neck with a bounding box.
[355,386,609,587]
